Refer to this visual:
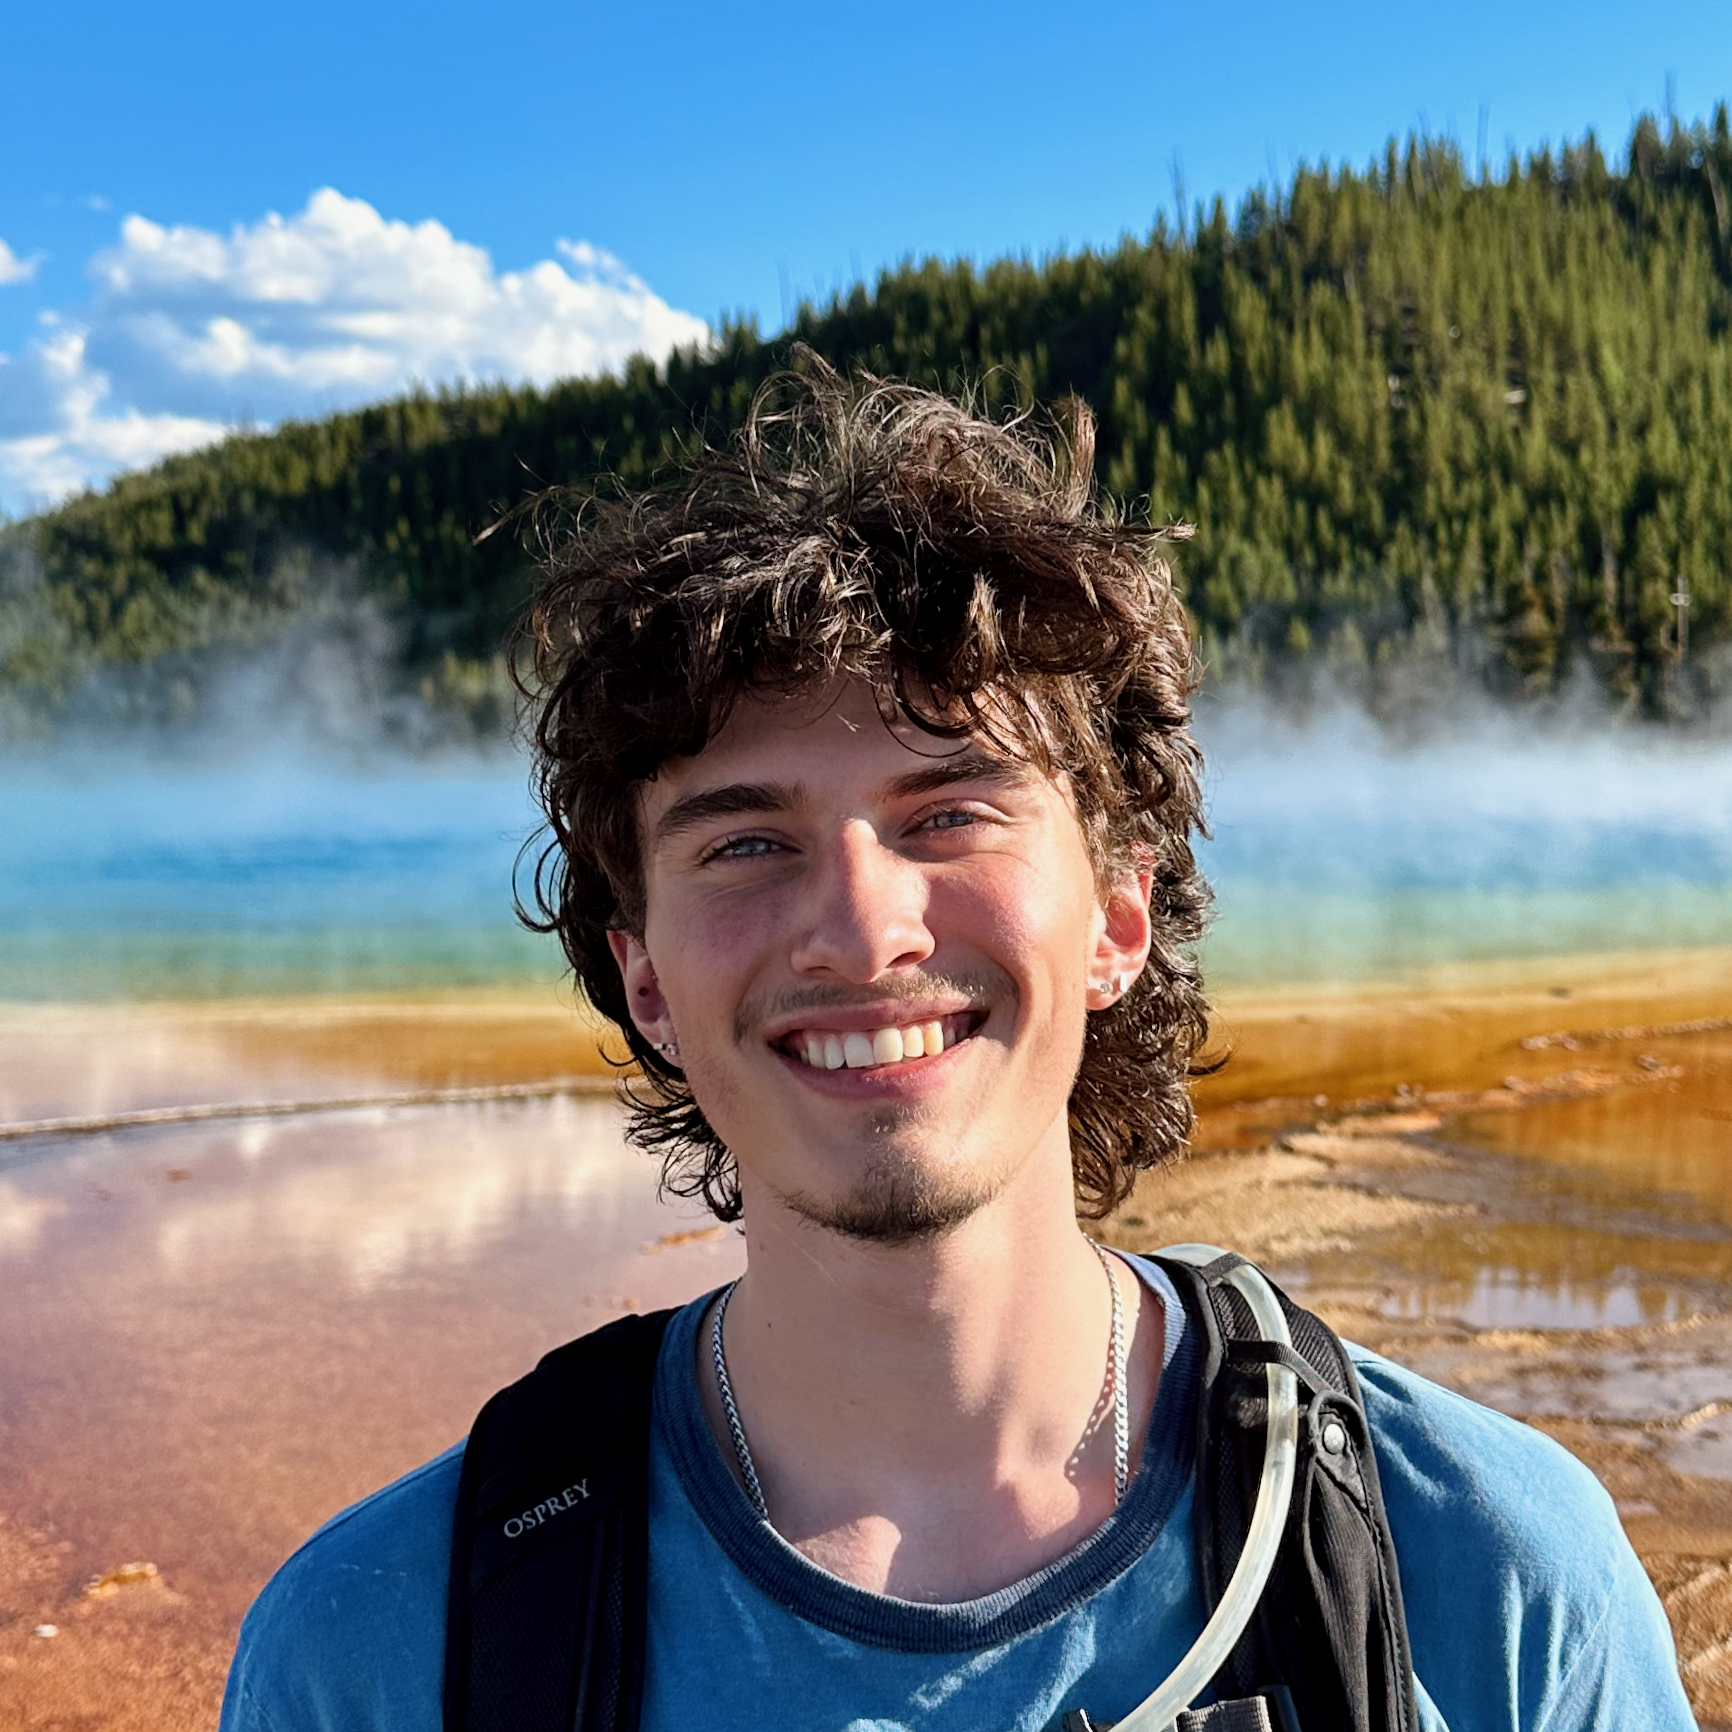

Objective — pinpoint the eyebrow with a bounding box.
[882,751,1030,800]
[650,751,1028,850]
[652,782,797,848]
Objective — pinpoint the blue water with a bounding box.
[2,721,1729,999]
[1196,721,1732,981]
[0,752,559,998]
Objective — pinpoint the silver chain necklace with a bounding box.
[709,1237,1131,1524]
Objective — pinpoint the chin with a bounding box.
[775,1143,1006,1246]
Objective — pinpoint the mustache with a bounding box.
[734,966,1013,1043]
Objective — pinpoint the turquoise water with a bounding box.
[2,725,1729,999]
[0,753,561,998]
[1196,722,1732,981]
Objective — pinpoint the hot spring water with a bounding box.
[2,714,1728,1000]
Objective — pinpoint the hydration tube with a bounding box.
[1110,1245,1301,1732]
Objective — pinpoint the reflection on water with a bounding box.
[1280,1200,1732,1336]
[1409,1020,1732,1333]
[7,1092,717,1295]
[1376,1268,1700,1332]
[0,995,611,1127]
[1205,963,1732,1339]
[1451,1047,1732,1224]
[147,1096,643,1290]
[1285,1143,1732,1336]
[0,1174,62,1255]
[0,1089,743,1637]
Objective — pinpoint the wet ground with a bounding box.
[0,993,742,1729]
[1,948,1730,1727]
[1114,945,1732,1726]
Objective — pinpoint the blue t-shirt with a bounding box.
[219,1259,1692,1732]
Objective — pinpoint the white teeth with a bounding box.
[793,1019,961,1069]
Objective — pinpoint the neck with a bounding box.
[704,1133,1163,1601]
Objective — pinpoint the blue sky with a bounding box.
[1,0,1729,514]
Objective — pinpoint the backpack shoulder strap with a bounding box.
[444,1308,675,1732]
[1152,1253,1418,1732]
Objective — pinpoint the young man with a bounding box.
[221,371,1692,1731]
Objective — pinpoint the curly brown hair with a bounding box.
[516,359,1209,1222]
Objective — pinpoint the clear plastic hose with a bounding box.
[1110,1245,1300,1732]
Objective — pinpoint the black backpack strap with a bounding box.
[1153,1254,1418,1732]
[444,1308,675,1732]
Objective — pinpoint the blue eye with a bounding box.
[709,835,776,861]
[929,810,976,830]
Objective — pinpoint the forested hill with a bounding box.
[8,110,1732,719]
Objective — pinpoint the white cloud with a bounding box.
[0,325,226,508]
[0,238,41,286]
[0,189,711,514]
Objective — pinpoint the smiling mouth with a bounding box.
[775,1011,985,1073]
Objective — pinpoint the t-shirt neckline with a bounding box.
[651,1252,1200,1654]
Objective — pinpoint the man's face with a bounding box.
[610,680,1149,1241]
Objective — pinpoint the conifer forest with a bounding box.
[7,110,1732,721]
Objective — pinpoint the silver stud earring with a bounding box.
[1089,972,1133,1006]
[654,1039,681,1063]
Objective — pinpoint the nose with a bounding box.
[787,819,936,983]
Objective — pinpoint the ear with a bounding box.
[1086,858,1155,1011]
[607,929,676,1049]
